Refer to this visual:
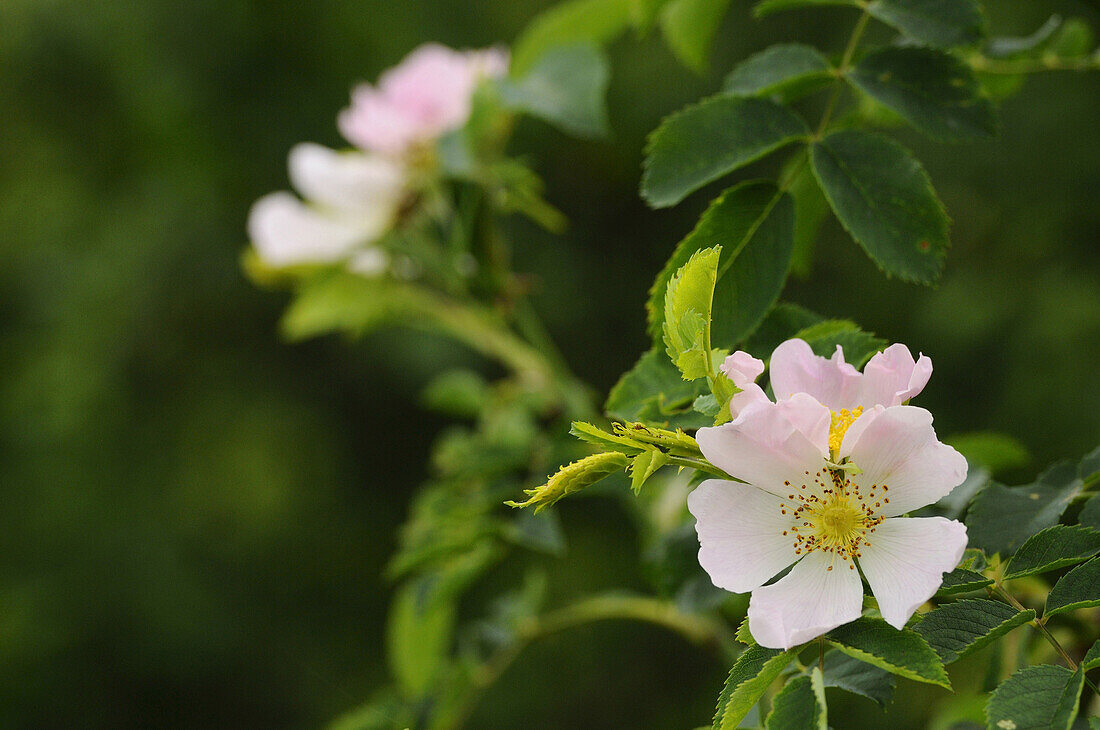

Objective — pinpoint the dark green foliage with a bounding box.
[647,181,795,350]
[810,130,949,282]
[936,568,993,596]
[865,0,985,48]
[643,96,808,208]
[713,645,797,730]
[826,617,950,687]
[984,665,1083,730]
[764,671,826,729]
[848,46,996,142]
[659,0,734,72]
[913,599,1033,664]
[1003,525,1100,579]
[606,347,713,429]
[500,44,611,138]
[1044,556,1100,617]
[723,44,834,99]
[818,651,897,708]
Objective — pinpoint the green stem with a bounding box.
[968,54,1100,75]
[665,455,738,481]
[814,10,871,141]
[442,595,738,729]
[994,584,1100,696]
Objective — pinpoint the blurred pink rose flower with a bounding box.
[338,43,509,156]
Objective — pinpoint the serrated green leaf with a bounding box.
[985,665,1083,730]
[867,0,985,48]
[913,598,1033,664]
[1004,525,1100,579]
[713,645,797,730]
[606,347,712,429]
[570,421,646,455]
[965,461,1083,557]
[1083,640,1100,671]
[630,448,670,493]
[848,46,996,142]
[765,671,827,729]
[723,44,834,100]
[659,0,733,72]
[643,97,809,208]
[663,246,720,380]
[753,0,860,17]
[818,651,896,708]
[825,617,950,688]
[511,0,633,74]
[1044,556,1100,618]
[810,130,949,283]
[507,452,629,511]
[647,181,796,350]
[936,567,993,596]
[943,432,1031,477]
[735,616,754,644]
[500,44,611,138]
[791,319,887,369]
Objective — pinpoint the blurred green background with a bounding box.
[0,0,1097,727]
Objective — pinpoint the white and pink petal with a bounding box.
[858,517,968,629]
[688,480,799,595]
[859,344,933,408]
[769,339,861,411]
[747,550,865,649]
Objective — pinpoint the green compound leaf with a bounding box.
[506,452,629,512]
[1083,639,1100,671]
[935,567,993,596]
[792,319,887,369]
[606,347,712,429]
[723,43,834,100]
[810,130,949,283]
[847,46,996,142]
[1044,556,1100,618]
[663,246,720,380]
[818,651,896,708]
[1003,524,1100,579]
[965,461,1083,557]
[511,0,633,74]
[764,670,827,730]
[500,44,610,138]
[753,0,860,17]
[866,0,984,48]
[646,181,795,350]
[643,97,808,208]
[570,421,646,455]
[659,0,733,73]
[825,617,950,688]
[912,598,1034,664]
[985,665,1083,730]
[713,645,797,730]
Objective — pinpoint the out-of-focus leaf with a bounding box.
[867,0,985,48]
[1044,556,1100,618]
[825,617,950,688]
[1080,494,1100,529]
[647,181,795,350]
[642,96,808,208]
[501,44,610,138]
[713,645,797,730]
[913,598,1033,664]
[753,0,860,17]
[387,578,457,698]
[659,0,733,73]
[723,43,834,100]
[810,130,949,283]
[606,347,712,429]
[985,665,1083,730]
[504,509,567,556]
[965,461,1083,557]
[943,432,1031,476]
[742,302,823,356]
[848,46,996,142]
[421,370,490,418]
[784,154,829,278]
[1003,525,1100,578]
[511,0,633,73]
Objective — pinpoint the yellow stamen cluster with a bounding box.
[778,466,888,570]
[828,406,863,456]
